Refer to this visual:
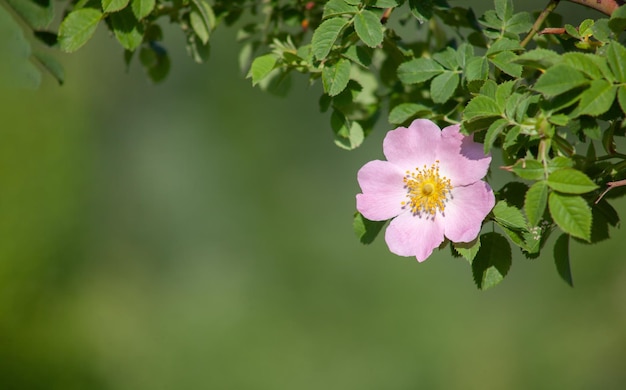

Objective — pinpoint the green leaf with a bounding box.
[323,58,351,96]
[372,0,403,7]
[186,33,210,64]
[312,17,348,60]
[140,43,170,83]
[548,157,574,173]
[497,181,528,209]
[32,50,64,85]
[58,8,103,53]
[453,238,481,264]
[522,228,542,256]
[495,80,516,110]
[408,0,436,23]
[493,201,527,230]
[533,64,589,97]
[503,125,520,148]
[553,234,573,287]
[465,56,488,81]
[480,10,503,31]
[595,199,620,227]
[608,5,626,34]
[247,54,277,86]
[190,10,209,44]
[490,51,522,77]
[430,71,458,103]
[354,10,384,48]
[495,0,513,21]
[483,118,508,153]
[479,80,497,99]
[323,0,358,18]
[34,31,58,47]
[388,103,431,124]
[341,45,373,68]
[4,0,54,29]
[511,159,544,180]
[606,42,626,83]
[131,0,155,20]
[102,0,130,13]
[397,58,444,84]
[353,212,386,244]
[0,6,41,89]
[189,0,215,45]
[432,47,459,69]
[335,121,364,150]
[472,232,512,290]
[257,68,291,96]
[565,23,580,39]
[486,38,523,56]
[548,192,592,241]
[110,7,144,51]
[463,95,501,121]
[331,111,364,150]
[561,52,609,80]
[575,79,618,117]
[524,181,548,226]
[548,114,570,127]
[618,85,626,115]
[547,168,598,194]
[457,43,474,69]
[592,18,611,42]
[602,121,617,154]
[515,49,560,70]
[504,11,532,34]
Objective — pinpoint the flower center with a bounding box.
[401,161,452,216]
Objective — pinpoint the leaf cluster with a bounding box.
[349,0,626,289]
[3,0,626,289]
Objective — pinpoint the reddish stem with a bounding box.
[595,179,626,204]
[564,0,625,16]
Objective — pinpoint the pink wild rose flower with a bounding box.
[356,119,495,262]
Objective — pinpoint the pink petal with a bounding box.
[442,181,495,243]
[385,212,445,262]
[383,119,441,168]
[356,160,406,221]
[441,124,463,141]
[437,131,491,186]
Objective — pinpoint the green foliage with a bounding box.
[3,0,626,288]
[353,10,384,48]
[0,5,42,88]
[472,232,512,290]
[131,0,155,20]
[59,8,103,53]
[102,0,130,13]
[548,192,592,241]
[554,233,574,287]
[5,0,53,29]
[312,17,348,60]
[353,212,386,244]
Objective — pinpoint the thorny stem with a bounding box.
[521,0,561,48]
[565,0,625,15]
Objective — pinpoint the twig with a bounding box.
[521,0,561,48]
[539,27,566,35]
[595,179,626,204]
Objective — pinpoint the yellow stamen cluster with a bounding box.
[401,160,452,216]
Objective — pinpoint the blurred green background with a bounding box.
[1,1,626,389]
